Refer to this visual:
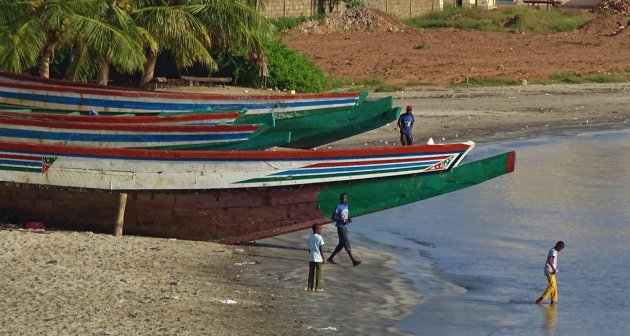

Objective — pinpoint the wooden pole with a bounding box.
[114,193,128,236]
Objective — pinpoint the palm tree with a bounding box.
[67,0,146,84]
[0,0,145,81]
[132,0,275,88]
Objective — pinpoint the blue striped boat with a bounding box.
[0,72,363,115]
[0,116,264,149]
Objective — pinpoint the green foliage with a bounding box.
[344,0,366,8]
[405,5,590,33]
[214,51,258,86]
[265,40,331,92]
[454,77,519,87]
[536,71,630,84]
[413,43,428,50]
[215,40,332,92]
[270,14,325,31]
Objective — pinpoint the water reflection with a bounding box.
[542,305,557,336]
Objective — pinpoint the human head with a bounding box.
[340,193,348,204]
[555,241,565,251]
[406,105,413,114]
[312,224,322,234]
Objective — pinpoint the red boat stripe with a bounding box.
[0,153,40,161]
[0,111,241,123]
[0,117,260,132]
[0,140,472,161]
[0,79,359,101]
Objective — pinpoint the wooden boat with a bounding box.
[0,116,266,149]
[0,109,244,125]
[232,96,398,149]
[0,72,364,114]
[0,140,515,243]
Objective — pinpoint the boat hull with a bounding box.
[0,151,515,244]
[0,72,363,114]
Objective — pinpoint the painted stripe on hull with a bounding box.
[0,151,514,243]
[0,141,474,190]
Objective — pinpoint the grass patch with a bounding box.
[531,71,630,84]
[330,76,404,92]
[404,5,590,33]
[413,43,429,50]
[454,77,519,87]
[270,14,325,31]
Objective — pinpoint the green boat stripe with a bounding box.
[0,166,40,173]
[236,164,432,184]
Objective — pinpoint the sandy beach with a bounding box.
[2,82,630,335]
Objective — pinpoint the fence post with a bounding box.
[113,193,128,237]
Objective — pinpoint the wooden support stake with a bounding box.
[114,193,128,236]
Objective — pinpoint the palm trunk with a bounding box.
[140,50,158,89]
[39,41,57,79]
[96,62,110,86]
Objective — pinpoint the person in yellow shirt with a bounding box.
[536,241,565,305]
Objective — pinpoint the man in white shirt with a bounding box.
[536,241,565,305]
[307,224,325,292]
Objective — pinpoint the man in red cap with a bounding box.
[397,105,415,145]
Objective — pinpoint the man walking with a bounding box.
[536,241,565,305]
[327,193,361,266]
[397,105,415,146]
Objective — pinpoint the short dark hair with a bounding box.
[312,224,320,232]
[340,192,347,198]
[555,241,565,248]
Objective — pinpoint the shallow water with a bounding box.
[352,127,630,336]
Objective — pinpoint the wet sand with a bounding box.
[2,82,630,334]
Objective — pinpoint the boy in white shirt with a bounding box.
[307,224,325,292]
[536,241,565,305]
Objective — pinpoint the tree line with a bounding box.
[0,0,275,87]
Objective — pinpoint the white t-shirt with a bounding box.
[544,248,558,276]
[308,233,325,262]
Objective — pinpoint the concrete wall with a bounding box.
[261,0,454,19]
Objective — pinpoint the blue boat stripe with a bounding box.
[0,127,251,142]
[0,159,40,167]
[0,91,357,111]
[270,161,441,176]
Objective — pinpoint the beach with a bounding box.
[2,82,630,335]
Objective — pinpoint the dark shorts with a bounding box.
[336,226,351,252]
[400,133,413,146]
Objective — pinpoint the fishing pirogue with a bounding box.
[0,140,514,244]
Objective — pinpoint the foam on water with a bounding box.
[352,127,630,336]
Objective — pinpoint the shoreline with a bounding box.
[2,82,630,334]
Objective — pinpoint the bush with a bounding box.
[214,40,332,92]
[265,40,331,93]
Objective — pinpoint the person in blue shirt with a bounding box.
[326,193,361,266]
[397,105,415,146]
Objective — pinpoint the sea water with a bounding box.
[352,127,630,336]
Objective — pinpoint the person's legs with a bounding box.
[307,262,316,290]
[327,227,345,263]
[400,133,408,146]
[536,274,556,304]
[406,134,414,145]
[314,262,322,290]
[339,227,361,266]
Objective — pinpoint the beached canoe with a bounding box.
[233,96,398,149]
[0,140,514,243]
[0,116,266,149]
[0,72,364,114]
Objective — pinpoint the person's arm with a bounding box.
[319,244,325,263]
[547,255,556,274]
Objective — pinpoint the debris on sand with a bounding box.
[295,8,406,34]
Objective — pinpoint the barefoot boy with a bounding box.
[536,241,565,305]
[307,224,325,292]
